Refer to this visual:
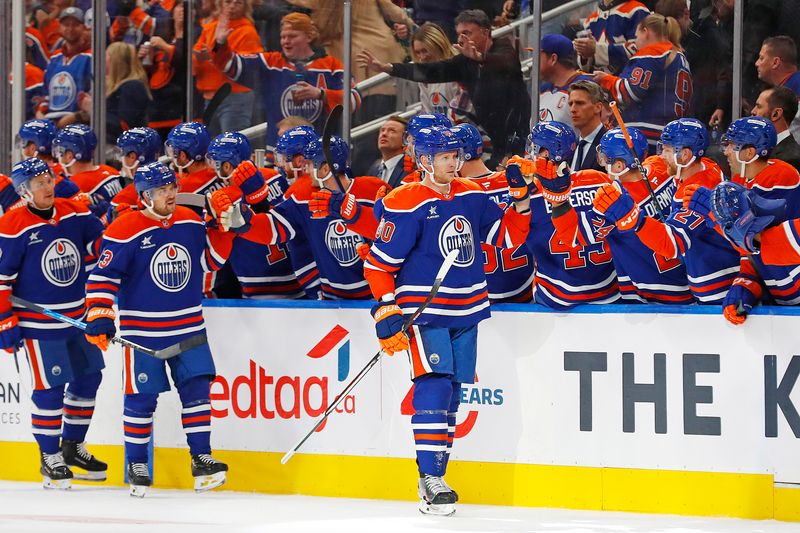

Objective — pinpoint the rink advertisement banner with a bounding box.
[1,302,800,483]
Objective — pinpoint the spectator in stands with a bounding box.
[751,86,800,171]
[210,12,360,149]
[410,22,476,125]
[538,34,592,128]
[410,2,461,42]
[24,63,46,121]
[194,0,263,136]
[568,80,607,171]
[368,115,409,188]
[110,0,156,46]
[593,14,692,147]
[30,0,71,53]
[654,0,690,40]
[276,116,313,137]
[358,9,530,167]
[103,42,152,142]
[36,6,93,127]
[756,36,800,95]
[574,0,651,74]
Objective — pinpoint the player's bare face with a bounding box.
[431,151,459,183]
[22,142,38,159]
[28,173,56,210]
[149,183,178,216]
[659,144,679,174]
[281,28,313,61]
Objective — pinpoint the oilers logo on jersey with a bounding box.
[48,71,77,111]
[438,215,475,266]
[324,220,363,267]
[280,84,324,125]
[149,243,192,292]
[41,238,80,287]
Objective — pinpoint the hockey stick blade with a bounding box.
[8,296,200,360]
[322,104,347,193]
[608,101,666,220]
[280,249,460,465]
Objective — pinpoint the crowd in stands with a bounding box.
[10,0,800,325]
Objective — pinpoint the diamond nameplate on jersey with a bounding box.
[325,220,364,267]
[149,243,191,292]
[280,84,323,124]
[438,215,475,266]
[41,238,80,287]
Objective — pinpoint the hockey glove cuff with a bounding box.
[371,301,409,355]
[593,183,643,232]
[505,162,531,202]
[231,161,269,205]
[534,158,572,204]
[85,306,116,351]
[722,277,762,326]
[0,313,21,353]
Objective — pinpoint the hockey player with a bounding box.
[519,121,620,307]
[543,126,694,303]
[361,125,530,515]
[209,136,384,299]
[275,125,318,186]
[684,117,800,323]
[0,158,107,489]
[84,162,234,497]
[165,122,218,196]
[207,133,303,299]
[52,125,124,218]
[210,12,361,148]
[594,15,693,147]
[452,123,535,303]
[108,127,164,221]
[402,113,454,184]
[595,119,740,303]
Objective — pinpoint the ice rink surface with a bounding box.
[0,482,797,533]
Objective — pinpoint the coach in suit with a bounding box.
[367,115,410,188]
[568,80,607,172]
[752,85,800,171]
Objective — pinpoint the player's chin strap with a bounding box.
[419,156,453,188]
[171,155,194,173]
[57,155,76,175]
[121,162,138,180]
[312,166,333,188]
[672,152,696,182]
[734,149,758,180]
[141,191,172,221]
[606,163,633,182]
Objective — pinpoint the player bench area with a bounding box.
[1,299,799,522]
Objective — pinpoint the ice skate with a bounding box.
[418,474,456,516]
[41,452,73,490]
[191,454,228,492]
[127,462,151,498]
[62,440,107,481]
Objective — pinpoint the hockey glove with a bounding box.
[309,190,361,222]
[230,161,269,205]
[85,306,116,351]
[208,189,253,233]
[506,155,535,177]
[722,276,762,326]
[371,300,409,355]
[505,162,531,202]
[711,181,786,253]
[534,158,572,204]
[593,183,643,232]
[0,313,22,354]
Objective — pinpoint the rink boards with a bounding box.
[1,300,800,521]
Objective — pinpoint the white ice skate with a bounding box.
[41,452,73,490]
[191,454,228,492]
[418,474,456,516]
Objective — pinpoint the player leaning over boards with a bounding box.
[0,158,107,489]
[362,126,531,516]
[84,162,235,497]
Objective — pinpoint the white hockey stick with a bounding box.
[281,249,460,464]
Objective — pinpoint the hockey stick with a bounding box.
[322,104,348,194]
[281,248,460,465]
[201,83,232,126]
[9,296,207,360]
[608,101,667,221]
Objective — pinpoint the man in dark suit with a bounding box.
[367,115,410,188]
[568,80,607,172]
[752,85,800,171]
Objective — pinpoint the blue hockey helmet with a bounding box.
[407,113,453,141]
[413,125,463,166]
[276,126,317,159]
[721,116,777,158]
[597,127,648,171]
[52,124,97,162]
[658,118,709,158]
[134,161,177,196]
[450,123,483,161]
[527,121,577,163]
[11,157,53,192]
[303,136,349,173]
[207,132,252,170]
[165,122,210,165]
[117,127,162,165]
[16,119,58,156]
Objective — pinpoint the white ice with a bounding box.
[0,481,796,533]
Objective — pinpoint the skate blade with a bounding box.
[129,484,148,498]
[72,469,107,481]
[194,471,226,492]
[43,476,72,490]
[418,500,455,516]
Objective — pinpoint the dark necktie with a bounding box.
[575,139,589,169]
